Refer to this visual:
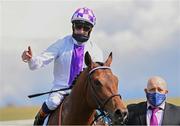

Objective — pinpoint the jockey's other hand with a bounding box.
[22,46,32,62]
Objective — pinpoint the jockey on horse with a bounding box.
[22,7,103,125]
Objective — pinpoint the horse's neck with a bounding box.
[62,70,95,124]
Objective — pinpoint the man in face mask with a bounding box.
[145,76,168,108]
[126,76,180,125]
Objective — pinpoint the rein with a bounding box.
[88,66,122,110]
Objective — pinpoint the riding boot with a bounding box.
[33,109,47,125]
[33,102,52,126]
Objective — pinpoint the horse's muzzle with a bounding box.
[112,108,128,125]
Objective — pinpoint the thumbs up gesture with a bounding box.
[22,46,32,62]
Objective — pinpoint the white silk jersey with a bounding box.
[28,35,103,89]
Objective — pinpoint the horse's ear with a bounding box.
[85,51,92,67]
[104,52,112,66]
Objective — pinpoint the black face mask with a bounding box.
[72,33,89,43]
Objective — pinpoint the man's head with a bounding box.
[71,7,96,43]
[144,76,168,107]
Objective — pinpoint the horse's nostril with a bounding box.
[113,109,128,125]
[115,109,122,116]
[114,109,128,118]
[123,111,128,117]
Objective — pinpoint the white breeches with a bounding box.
[45,90,71,110]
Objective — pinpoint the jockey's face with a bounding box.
[72,21,93,43]
[73,22,92,36]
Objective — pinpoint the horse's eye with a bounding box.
[94,80,101,86]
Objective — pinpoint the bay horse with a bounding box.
[47,52,128,125]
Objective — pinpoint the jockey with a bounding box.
[22,7,103,125]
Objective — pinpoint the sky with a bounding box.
[0,0,180,107]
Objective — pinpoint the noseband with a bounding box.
[88,66,122,110]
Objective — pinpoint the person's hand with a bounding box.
[22,46,32,62]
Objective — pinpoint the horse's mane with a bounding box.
[71,69,84,87]
[71,62,104,87]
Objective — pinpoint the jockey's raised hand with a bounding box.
[22,46,32,62]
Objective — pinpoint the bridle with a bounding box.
[88,66,122,110]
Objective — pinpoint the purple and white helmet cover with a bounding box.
[71,7,96,26]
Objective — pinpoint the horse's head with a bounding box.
[85,52,128,125]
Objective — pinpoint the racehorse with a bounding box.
[47,52,128,125]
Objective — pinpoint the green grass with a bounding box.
[0,97,179,121]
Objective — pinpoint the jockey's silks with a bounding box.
[68,44,84,86]
[28,35,103,90]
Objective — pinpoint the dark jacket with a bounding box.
[126,101,180,125]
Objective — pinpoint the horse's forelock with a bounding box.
[71,71,83,87]
[95,62,104,66]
